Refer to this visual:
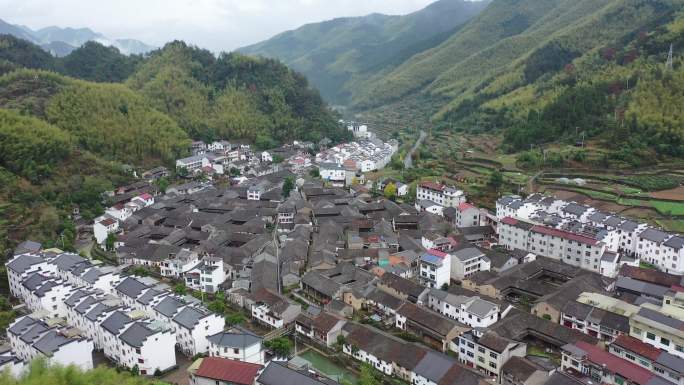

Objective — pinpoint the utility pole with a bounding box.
[274,221,281,294]
[666,43,674,71]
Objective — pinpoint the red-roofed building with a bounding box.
[562,341,655,385]
[190,356,262,385]
[498,216,608,275]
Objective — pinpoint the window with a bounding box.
[478,347,485,353]
[233,348,239,354]
[646,332,656,340]
[625,353,635,361]
[489,352,498,359]
[660,337,670,346]
[478,357,485,363]
[489,362,497,369]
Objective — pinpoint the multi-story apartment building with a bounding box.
[456,330,526,378]
[561,341,662,385]
[610,335,684,385]
[451,248,491,280]
[629,307,684,359]
[498,217,611,275]
[497,194,684,275]
[173,306,225,356]
[419,249,451,289]
[416,182,465,208]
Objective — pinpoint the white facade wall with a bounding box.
[209,341,264,364]
[343,344,393,376]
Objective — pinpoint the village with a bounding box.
[1,123,683,385]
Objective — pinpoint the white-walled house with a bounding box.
[427,289,503,328]
[207,331,265,364]
[94,217,120,245]
[7,316,94,371]
[451,248,491,281]
[456,329,526,378]
[176,155,210,174]
[6,253,49,298]
[419,250,451,289]
[160,250,200,278]
[173,306,225,356]
[319,163,346,187]
[184,257,226,294]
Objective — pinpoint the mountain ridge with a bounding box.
[239,0,490,105]
[0,17,155,56]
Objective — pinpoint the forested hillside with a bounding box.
[239,0,489,105]
[0,34,142,81]
[347,0,684,164]
[0,36,345,254]
[128,41,346,145]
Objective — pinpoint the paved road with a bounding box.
[404,130,427,169]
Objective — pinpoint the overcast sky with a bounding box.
[1,0,442,51]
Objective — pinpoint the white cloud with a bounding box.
[0,0,439,51]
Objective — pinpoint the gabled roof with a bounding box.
[173,306,210,329]
[6,254,44,274]
[195,357,262,385]
[115,277,148,298]
[207,331,262,349]
[256,362,334,385]
[119,322,156,348]
[153,296,186,317]
[101,311,132,335]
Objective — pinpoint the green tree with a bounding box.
[489,170,504,190]
[174,283,187,295]
[226,313,246,326]
[282,176,295,198]
[309,168,320,178]
[264,337,293,357]
[155,177,170,194]
[383,183,397,201]
[272,154,284,164]
[105,233,117,252]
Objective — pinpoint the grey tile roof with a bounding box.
[101,311,132,335]
[85,303,110,321]
[19,323,48,344]
[412,351,454,382]
[639,228,669,243]
[65,290,89,306]
[466,298,498,318]
[81,268,104,284]
[74,296,99,314]
[136,289,162,305]
[34,281,59,298]
[119,322,155,348]
[636,307,684,330]
[115,277,148,298]
[173,306,209,329]
[655,352,684,373]
[154,296,185,318]
[207,332,262,349]
[50,253,87,271]
[8,317,38,336]
[6,254,44,274]
[257,362,334,385]
[664,235,684,249]
[453,248,485,262]
[22,273,46,291]
[32,330,72,356]
[619,220,638,232]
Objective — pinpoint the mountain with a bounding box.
[347,0,684,162]
[0,34,142,81]
[0,18,155,55]
[239,0,490,105]
[40,41,77,57]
